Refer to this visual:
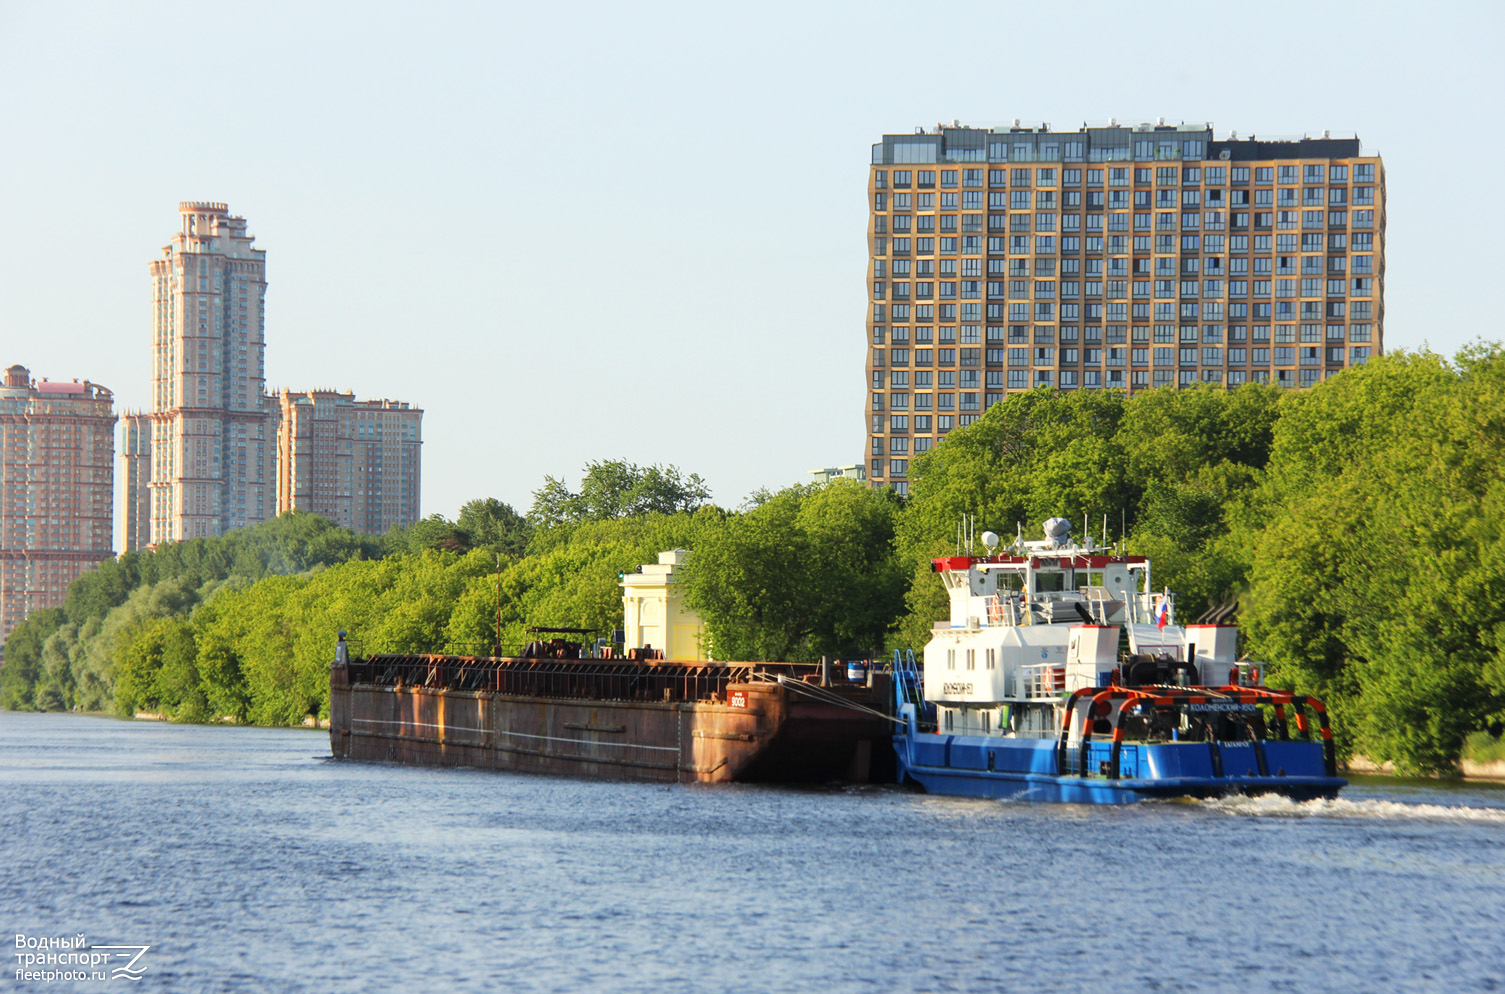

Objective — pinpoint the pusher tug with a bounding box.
[892,518,1345,804]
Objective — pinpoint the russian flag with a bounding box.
[1154,593,1169,629]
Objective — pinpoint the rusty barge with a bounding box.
[329,641,895,784]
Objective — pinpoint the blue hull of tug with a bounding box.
[893,729,1345,804]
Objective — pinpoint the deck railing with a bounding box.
[1019,663,1066,698]
[342,651,824,706]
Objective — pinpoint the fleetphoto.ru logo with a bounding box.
[15,934,151,983]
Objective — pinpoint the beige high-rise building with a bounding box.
[119,412,152,552]
[0,365,115,643]
[275,389,422,535]
[865,123,1385,493]
[131,202,276,543]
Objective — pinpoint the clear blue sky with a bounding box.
[1,0,1500,533]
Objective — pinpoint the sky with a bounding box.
[1,0,1501,537]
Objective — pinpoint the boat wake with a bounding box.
[1195,793,1505,825]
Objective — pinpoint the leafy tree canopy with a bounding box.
[528,459,711,530]
[456,498,532,559]
[681,481,907,663]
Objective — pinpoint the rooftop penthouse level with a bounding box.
[872,122,1364,164]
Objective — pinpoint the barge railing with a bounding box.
[344,651,825,706]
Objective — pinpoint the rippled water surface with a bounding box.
[2,712,1503,993]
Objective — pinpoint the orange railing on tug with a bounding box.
[1055,684,1338,781]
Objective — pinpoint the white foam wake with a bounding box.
[1197,792,1505,825]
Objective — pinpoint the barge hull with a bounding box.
[330,666,888,784]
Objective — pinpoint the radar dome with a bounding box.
[980,531,1000,553]
[1043,517,1072,548]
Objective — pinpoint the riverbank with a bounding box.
[1345,754,1505,783]
[132,710,330,729]
[13,709,333,731]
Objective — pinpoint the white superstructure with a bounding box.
[923,518,1244,736]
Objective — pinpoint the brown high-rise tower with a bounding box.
[864,123,1385,493]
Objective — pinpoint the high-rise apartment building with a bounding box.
[119,412,152,552]
[132,202,276,542]
[865,122,1385,492]
[275,389,423,535]
[0,365,115,642]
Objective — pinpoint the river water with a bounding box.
[1,712,1502,993]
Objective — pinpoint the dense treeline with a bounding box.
[0,512,383,714]
[2,353,1503,773]
[1238,348,1505,772]
[0,461,725,724]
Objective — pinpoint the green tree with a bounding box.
[1238,349,1505,772]
[34,625,79,710]
[0,607,62,710]
[384,514,470,555]
[529,459,711,529]
[445,509,722,653]
[113,616,201,720]
[682,481,906,662]
[456,498,531,558]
